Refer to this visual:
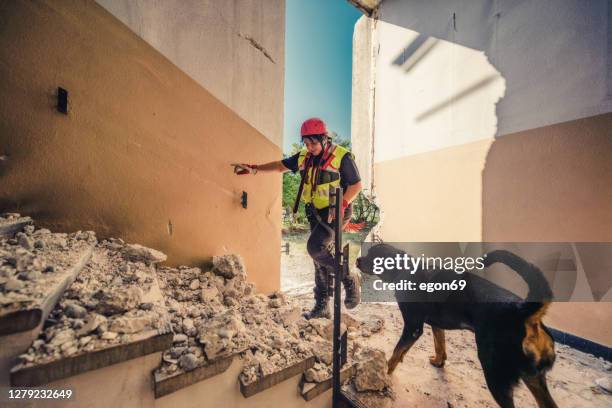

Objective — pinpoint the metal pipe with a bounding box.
[331,186,342,407]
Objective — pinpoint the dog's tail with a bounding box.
[482,249,553,318]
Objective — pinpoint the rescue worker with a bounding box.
[235,117,362,319]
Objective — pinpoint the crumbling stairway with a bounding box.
[0,214,384,408]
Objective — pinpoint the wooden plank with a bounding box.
[10,328,173,386]
[153,354,235,398]
[300,365,355,401]
[0,247,93,335]
[239,356,315,398]
[0,217,32,239]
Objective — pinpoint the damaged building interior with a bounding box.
[1,0,611,407]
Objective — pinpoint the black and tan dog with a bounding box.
[356,244,558,408]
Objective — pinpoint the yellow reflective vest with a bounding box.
[297,144,353,209]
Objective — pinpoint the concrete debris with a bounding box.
[122,244,167,265]
[154,258,378,386]
[305,362,332,383]
[594,377,611,393]
[4,216,393,398]
[101,331,118,340]
[179,353,199,371]
[10,226,170,370]
[64,302,87,319]
[0,217,93,315]
[212,254,246,279]
[0,213,22,220]
[76,313,107,336]
[353,347,391,392]
[93,286,143,315]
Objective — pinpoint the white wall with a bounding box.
[95,0,285,148]
[353,0,612,163]
[351,16,376,192]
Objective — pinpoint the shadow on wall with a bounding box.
[371,1,612,343]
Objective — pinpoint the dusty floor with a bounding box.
[281,231,365,296]
[294,295,612,407]
[283,232,612,407]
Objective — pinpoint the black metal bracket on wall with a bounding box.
[57,87,68,114]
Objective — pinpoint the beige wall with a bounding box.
[374,138,492,242]
[0,0,282,293]
[482,113,612,346]
[373,113,612,345]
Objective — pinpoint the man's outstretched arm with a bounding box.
[234,161,289,174]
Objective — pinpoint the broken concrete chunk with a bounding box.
[93,286,143,315]
[122,244,167,264]
[108,315,152,334]
[313,340,333,365]
[76,314,107,336]
[173,334,188,344]
[595,377,611,393]
[4,278,25,291]
[64,302,87,319]
[304,365,330,383]
[309,318,346,341]
[212,254,246,279]
[178,353,199,371]
[49,329,75,347]
[364,316,384,334]
[200,285,221,303]
[354,348,390,392]
[16,232,34,250]
[101,331,118,340]
[259,360,276,377]
[189,279,200,290]
[269,298,282,308]
[342,313,361,329]
[279,306,302,326]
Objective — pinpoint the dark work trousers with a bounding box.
[305,204,351,299]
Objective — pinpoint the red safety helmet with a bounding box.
[300,118,328,137]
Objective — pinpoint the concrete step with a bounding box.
[154,352,236,398]
[300,364,355,401]
[8,243,172,387]
[0,244,93,335]
[11,328,172,386]
[154,354,330,408]
[1,224,96,388]
[240,355,315,398]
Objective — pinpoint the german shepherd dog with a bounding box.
[356,244,558,408]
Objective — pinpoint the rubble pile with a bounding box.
[2,215,394,400]
[154,255,255,376]
[154,254,389,391]
[11,236,170,368]
[0,215,93,316]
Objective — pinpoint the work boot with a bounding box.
[342,272,361,309]
[303,290,331,320]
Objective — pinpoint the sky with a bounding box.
[283,0,361,153]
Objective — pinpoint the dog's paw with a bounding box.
[428,355,446,368]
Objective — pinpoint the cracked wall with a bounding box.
[96,0,285,148]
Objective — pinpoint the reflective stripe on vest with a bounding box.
[296,144,353,209]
